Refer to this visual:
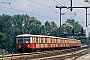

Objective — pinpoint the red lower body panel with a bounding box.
[16,43,80,53]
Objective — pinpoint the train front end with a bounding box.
[16,35,33,53]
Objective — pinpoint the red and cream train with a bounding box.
[16,34,81,52]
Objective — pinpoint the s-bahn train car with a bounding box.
[16,34,81,53]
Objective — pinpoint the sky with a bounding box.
[0,0,90,33]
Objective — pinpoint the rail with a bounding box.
[0,46,89,60]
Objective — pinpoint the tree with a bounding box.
[61,19,88,44]
[44,21,51,35]
[66,19,83,34]
[24,17,42,34]
[0,32,7,49]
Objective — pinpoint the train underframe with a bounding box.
[17,46,80,53]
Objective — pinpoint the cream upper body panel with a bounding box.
[16,34,81,44]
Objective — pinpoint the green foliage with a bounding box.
[66,19,82,33]
[62,19,88,44]
[0,32,7,49]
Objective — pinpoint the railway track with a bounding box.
[36,49,89,60]
[0,46,90,60]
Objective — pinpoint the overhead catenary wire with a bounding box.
[68,9,85,21]
[0,1,10,5]
[62,15,68,20]
[65,11,84,21]
[84,0,90,4]
[54,0,70,9]
[28,0,59,13]
[62,0,85,20]
[54,0,85,25]
[1,0,86,26]
[62,0,70,4]
[13,0,59,14]
[54,0,84,19]
[0,5,58,20]
[10,0,83,21]
[61,12,84,22]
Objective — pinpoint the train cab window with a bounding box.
[24,38,30,43]
[18,38,23,43]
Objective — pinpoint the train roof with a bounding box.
[16,34,60,38]
[16,34,80,41]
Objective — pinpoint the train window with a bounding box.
[47,38,48,43]
[24,38,30,43]
[45,38,47,43]
[60,39,62,43]
[48,38,51,43]
[39,38,41,43]
[58,39,59,43]
[66,40,68,43]
[58,39,60,43]
[56,39,57,43]
[36,37,38,43]
[38,38,40,43]
[53,39,55,43]
[32,37,34,43]
[41,38,43,43]
[63,39,65,43]
[61,39,63,43]
[62,39,64,43]
[54,39,55,43]
[64,40,66,43]
[53,39,54,43]
[66,40,67,43]
[51,39,52,43]
[54,39,56,43]
[32,37,35,43]
[64,39,65,43]
[18,38,23,43]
